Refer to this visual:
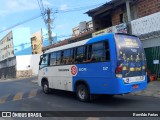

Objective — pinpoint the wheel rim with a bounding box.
[43,84,48,93]
[78,88,86,100]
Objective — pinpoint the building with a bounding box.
[0,27,35,79]
[0,31,14,62]
[31,31,43,54]
[72,21,93,36]
[86,0,160,78]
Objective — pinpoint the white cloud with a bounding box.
[43,0,52,7]
[6,0,38,12]
[0,0,52,16]
[59,4,68,11]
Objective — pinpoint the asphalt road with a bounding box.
[0,77,160,120]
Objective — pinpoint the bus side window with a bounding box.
[91,41,108,62]
[70,48,74,64]
[56,51,61,65]
[50,52,56,65]
[83,45,94,63]
[75,46,85,63]
[61,51,64,64]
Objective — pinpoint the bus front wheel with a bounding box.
[42,81,50,94]
[76,84,90,102]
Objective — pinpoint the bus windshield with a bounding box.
[115,34,146,78]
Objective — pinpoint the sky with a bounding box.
[0,0,111,41]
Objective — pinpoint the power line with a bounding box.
[53,3,104,13]
[40,0,45,13]
[37,0,47,28]
[0,2,105,35]
[0,14,42,34]
[1,33,72,50]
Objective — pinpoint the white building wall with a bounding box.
[16,55,31,71]
[16,54,41,75]
[0,31,14,62]
[30,54,41,75]
[141,37,160,48]
[131,12,160,35]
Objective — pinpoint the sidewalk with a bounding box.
[0,76,38,82]
[131,80,160,98]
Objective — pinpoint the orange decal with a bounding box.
[71,66,78,76]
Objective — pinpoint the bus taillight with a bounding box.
[115,66,122,78]
[116,66,122,73]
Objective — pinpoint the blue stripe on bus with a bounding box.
[72,33,147,94]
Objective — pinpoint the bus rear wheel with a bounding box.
[76,84,90,102]
[42,81,50,94]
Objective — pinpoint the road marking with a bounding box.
[28,89,37,98]
[13,92,23,101]
[0,95,9,104]
[0,89,40,104]
[6,94,15,102]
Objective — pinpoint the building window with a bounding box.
[31,36,37,41]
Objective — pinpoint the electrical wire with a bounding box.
[0,14,42,34]
[53,3,104,13]
[37,0,48,28]
[0,2,105,34]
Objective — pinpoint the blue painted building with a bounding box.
[13,27,32,56]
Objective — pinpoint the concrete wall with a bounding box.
[30,54,41,75]
[131,12,160,35]
[0,57,16,79]
[16,54,41,76]
[0,66,16,79]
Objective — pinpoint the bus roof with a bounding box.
[44,33,136,54]
[45,38,90,54]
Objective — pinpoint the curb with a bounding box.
[0,76,38,83]
[130,81,160,98]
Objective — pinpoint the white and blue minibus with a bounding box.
[38,33,147,102]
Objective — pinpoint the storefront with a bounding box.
[140,32,160,79]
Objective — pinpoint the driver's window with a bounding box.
[40,54,49,69]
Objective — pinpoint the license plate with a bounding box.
[132,84,138,89]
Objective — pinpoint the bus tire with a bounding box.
[42,81,50,94]
[76,84,90,102]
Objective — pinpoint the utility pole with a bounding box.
[46,8,53,45]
